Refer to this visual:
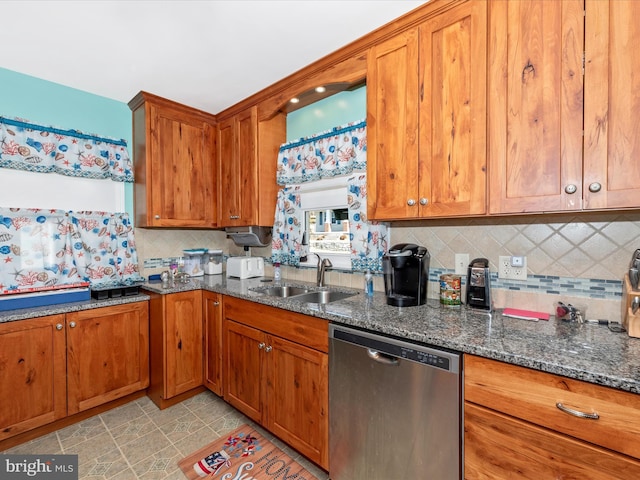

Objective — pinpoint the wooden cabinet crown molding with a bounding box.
[216,0,467,121]
[128,90,217,121]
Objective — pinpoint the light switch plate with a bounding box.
[455,253,469,275]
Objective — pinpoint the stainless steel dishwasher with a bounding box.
[329,324,462,480]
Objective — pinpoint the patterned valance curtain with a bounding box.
[0,207,142,294]
[0,116,133,182]
[276,119,366,185]
[271,186,309,267]
[347,174,388,272]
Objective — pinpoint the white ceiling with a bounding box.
[1,1,426,114]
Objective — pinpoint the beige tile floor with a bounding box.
[2,391,329,479]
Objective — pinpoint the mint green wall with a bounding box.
[0,67,133,216]
[286,86,366,141]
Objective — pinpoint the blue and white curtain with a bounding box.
[272,120,388,272]
[347,174,388,272]
[0,208,142,295]
[276,120,366,185]
[0,116,133,182]
[271,186,309,267]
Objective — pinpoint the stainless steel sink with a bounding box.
[288,290,357,304]
[250,284,357,304]
[256,285,310,297]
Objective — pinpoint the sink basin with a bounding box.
[289,290,357,304]
[250,284,357,304]
[253,285,310,297]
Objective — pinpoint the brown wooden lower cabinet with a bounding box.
[465,402,640,479]
[464,354,640,479]
[0,302,149,443]
[67,302,149,414]
[223,296,329,470]
[203,290,223,396]
[147,289,204,409]
[0,314,67,441]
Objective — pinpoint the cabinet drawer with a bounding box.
[465,402,640,479]
[464,354,640,460]
[222,296,328,353]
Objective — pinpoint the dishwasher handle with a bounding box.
[367,348,400,366]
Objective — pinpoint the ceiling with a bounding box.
[1,1,426,115]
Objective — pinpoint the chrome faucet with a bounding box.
[314,253,333,287]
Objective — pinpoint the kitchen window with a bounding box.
[297,177,351,270]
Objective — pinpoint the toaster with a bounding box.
[226,257,265,279]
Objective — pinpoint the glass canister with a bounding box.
[204,249,223,275]
[183,249,207,277]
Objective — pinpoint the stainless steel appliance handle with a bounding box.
[367,348,399,366]
[556,402,600,420]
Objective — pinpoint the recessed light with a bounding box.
[290,97,300,104]
[315,86,326,93]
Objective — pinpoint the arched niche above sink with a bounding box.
[257,51,367,121]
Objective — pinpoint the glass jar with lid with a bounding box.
[204,249,223,275]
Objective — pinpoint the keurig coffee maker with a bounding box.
[466,258,492,311]
[383,243,430,307]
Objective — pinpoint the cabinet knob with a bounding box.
[258,342,265,350]
[154,214,160,219]
[588,182,602,193]
[265,345,273,353]
[419,198,428,206]
[213,301,220,306]
[69,321,77,328]
[56,323,63,331]
[564,184,577,194]
[230,215,240,220]
[407,199,416,206]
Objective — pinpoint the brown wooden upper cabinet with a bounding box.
[367,0,487,220]
[489,0,640,214]
[217,106,285,227]
[129,91,217,228]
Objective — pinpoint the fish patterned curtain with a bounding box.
[347,174,389,272]
[0,208,142,294]
[0,116,133,182]
[271,187,309,267]
[276,120,366,185]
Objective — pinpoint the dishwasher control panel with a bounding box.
[331,325,459,373]
[400,346,450,370]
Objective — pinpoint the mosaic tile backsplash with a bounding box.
[135,211,640,322]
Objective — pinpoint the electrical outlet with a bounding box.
[455,253,469,275]
[498,255,527,280]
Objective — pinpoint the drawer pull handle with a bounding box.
[556,402,599,420]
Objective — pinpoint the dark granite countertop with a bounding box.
[4,275,639,395]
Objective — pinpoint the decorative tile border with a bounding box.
[428,268,623,300]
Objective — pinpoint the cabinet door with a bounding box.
[66,302,149,415]
[419,0,487,217]
[236,107,258,226]
[218,116,240,226]
[203,291,223,396]
[164,291,203,398]
[367,28,420,220]
[583,0,640,209]
[148,103,216,227]
[465,402,640,479]
[265,334,329,470]
[223,319,265,423]
[0,315,66,441]
[488,0,584,214]
[218,108,258,227]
